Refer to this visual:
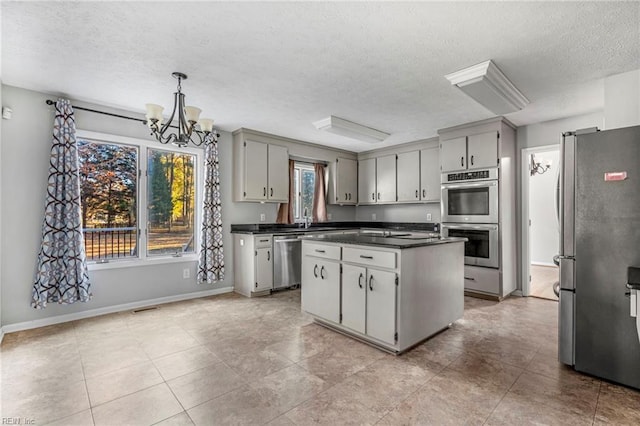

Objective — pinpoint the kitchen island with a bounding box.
[301,235,466,354]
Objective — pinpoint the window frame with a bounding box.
[293,162,315,223]
[76,130,203,270]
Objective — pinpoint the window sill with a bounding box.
[87,255,198,272]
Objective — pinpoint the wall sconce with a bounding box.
[530,154,552,176]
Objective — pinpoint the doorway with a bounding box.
[522,145,560,301]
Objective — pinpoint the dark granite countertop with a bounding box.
[231,221,440,235]
[301,234,466,249]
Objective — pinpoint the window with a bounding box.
[293,162,315,221]
[147,149,196,256]
[77,131,199,264]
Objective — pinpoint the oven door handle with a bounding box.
[442,224,498,231]
[442,181,498,189]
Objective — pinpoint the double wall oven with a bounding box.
[441,168,500,269]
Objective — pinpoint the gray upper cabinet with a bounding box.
[467,132,498,169]
[397,151,420,202]
[440,132,498,172]
[358,158,377,204]
[440,136,467,172]
[376,154,397,203]
[333,157,357,205]
[420,148,440,201]
[233,136,289,202]
[267,144,289,202]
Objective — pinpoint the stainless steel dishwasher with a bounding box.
[273,234,303,290]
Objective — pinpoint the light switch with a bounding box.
[260,213,266,222]
[426,213,432,221]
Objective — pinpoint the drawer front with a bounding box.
[254,236,273,248]
[303,243,341,260]
[463,265,500,294]
[343,247,396,269]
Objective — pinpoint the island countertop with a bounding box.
[301,234,467,249]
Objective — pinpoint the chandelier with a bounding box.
[145,72,215,147]
[530,153,552,176]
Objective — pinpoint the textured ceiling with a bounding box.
[2,1,639,152]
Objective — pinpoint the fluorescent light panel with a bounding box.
[313,116,389,143]
[445,60,529,115]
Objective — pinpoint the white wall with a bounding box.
[516,111,604,291]
[0,81,4,334]
[604,69,640,130]
[355,203,440,223]
[528,149,559,265]
[0,84,358,327]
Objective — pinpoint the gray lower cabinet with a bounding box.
[302,240,465,353]
[301,255,341,324]
[342,264,397,345]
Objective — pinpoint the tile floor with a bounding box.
[2,290,639,425]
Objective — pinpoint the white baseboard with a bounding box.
[2,286,234,334]
[531,261,557,268]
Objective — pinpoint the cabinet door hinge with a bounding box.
[497,131,500,139]
[394,332,398,343]
[336,158,339,163]
[340,313,343,322]
[395,276,399,286]
[244,191,247,197]
[255,250,257,256]
[244,141,247,147]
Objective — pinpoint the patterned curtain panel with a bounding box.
[32,99,92,309]
[197,133,225,284]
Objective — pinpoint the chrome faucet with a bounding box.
[303,208,311,229]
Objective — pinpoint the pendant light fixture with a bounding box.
[145,72,215,147]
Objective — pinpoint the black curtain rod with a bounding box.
[45,99,148,125]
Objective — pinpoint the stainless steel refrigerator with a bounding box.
[558,125,640,390]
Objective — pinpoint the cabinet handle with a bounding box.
[314,265,318,278]
[372,192,375,200]
[415,190,419,198]
[377,192,381,200]
[360,255,374,259]
[263,187,266,196]
[320,266,326,279]
[369,275,374,291]
[471,155,474,166]
[348,193,351,200]
[464,276,476,281]
[422,189,426,198]
[314,249,326,253]
[461,157,464,167]
[358,273,363,289]
[270,188,273,197]
[267,250,270,261]
[260,239,269,242]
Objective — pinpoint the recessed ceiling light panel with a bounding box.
[313,116,390,143]
[445,60,529,115]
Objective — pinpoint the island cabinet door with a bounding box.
[366,269,397,345]
[301,257,340,323]
[341,264,366,334]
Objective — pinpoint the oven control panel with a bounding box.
[442,168,498,183]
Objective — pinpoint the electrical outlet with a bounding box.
[183,268,190,279]
[426,213,432,221]
[372,213,377,220]
[260,213,266,222]
[327,213,332,220]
